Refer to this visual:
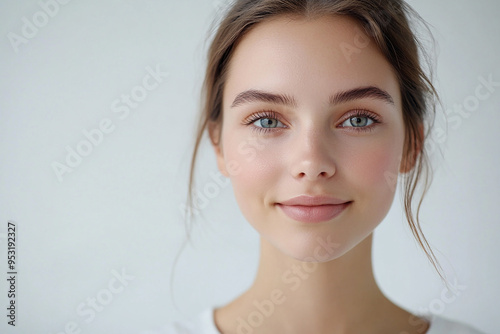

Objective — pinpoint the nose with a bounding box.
[289,126,336,181]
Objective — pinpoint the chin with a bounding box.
[267,222,378,264]
[271,232,349,263]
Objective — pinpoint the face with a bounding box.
[211,15,407,261]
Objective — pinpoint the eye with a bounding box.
[341,116,374,128]
[243,110,287,134]
[338,110,381,132]
[253,117,285,129]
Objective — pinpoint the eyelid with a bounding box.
[337,109,381,126]
[242,110,287,126]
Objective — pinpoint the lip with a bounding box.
[276,195,351,223]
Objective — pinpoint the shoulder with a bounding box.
[426,314,485,334]
[140,308,220,334]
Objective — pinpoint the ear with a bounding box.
[399,123,424,174]
[208,121,229,177]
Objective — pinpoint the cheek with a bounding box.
[341,131,404,213]
[348,144,400,188]
[222,133,282,219]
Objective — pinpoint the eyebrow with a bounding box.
[230,86,395,108]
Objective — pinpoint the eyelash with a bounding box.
[338,109,382,133]
[242,109,382,134]
[243,110,285,135]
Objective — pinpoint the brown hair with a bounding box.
[185,0,444,282]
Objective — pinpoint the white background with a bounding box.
[0,0,499,333]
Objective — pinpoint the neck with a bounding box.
[214,233,428,334]
[250,233,384,329]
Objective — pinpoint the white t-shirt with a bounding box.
[142,307,485,334]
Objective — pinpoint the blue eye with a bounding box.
[338,110,381,132]
[253,118,285,129]
[341,116,374,128]
[243,110,287,134]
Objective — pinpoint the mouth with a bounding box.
[275,195,352,223]
[275,202,352,223]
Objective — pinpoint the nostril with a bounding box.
[291,159,336,181]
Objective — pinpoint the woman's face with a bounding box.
[211,15,406,261]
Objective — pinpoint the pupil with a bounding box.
[262,119,276,127]
[352,117,366,127]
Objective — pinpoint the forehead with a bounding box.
[224,15,401,109]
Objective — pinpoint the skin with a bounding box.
[209,14,430,334]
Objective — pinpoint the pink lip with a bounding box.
[276,196,351,223]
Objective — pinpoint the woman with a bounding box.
[163,0,484,333]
